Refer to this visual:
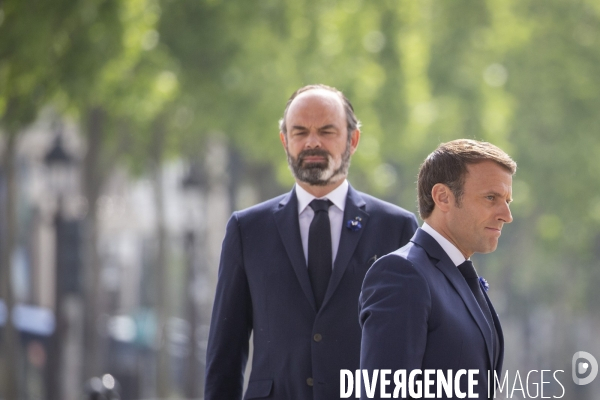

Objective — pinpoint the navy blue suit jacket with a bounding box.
[359,228,504,399]
[205,185,418,400]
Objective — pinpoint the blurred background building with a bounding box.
[0,111,232,399]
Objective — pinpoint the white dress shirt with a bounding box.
[296,180,348,267]
[421,222,467,267]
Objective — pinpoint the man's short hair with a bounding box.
[417,139,517,220]
[278,84,361,137]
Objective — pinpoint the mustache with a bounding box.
[298,148,331,163]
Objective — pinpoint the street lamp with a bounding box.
[44,129,78,400]
[44,133,76,202]
[180,161,206,398]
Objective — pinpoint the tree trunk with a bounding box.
[150,116,170,398]
[184,230,200,398]
[1,132,22,400]
[82,106,106,383]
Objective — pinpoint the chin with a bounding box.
[301,161,328,168]
[482,244,499,254]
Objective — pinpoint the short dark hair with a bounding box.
[417,139,517,220]
[278,84,361,137]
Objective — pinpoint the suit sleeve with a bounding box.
[205,214,253,400]
[359,254,430,399]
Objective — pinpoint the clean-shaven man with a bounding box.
[360,139,516,399]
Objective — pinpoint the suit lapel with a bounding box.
[412,229,495,369]
[322,186,368,309]
[274,188,317,311]
[484,290,504,374]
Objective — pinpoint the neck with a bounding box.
[424,218,473,259]
[296,178,344,198]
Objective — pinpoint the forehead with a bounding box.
[286,89,346,125]
[464,161,513,193]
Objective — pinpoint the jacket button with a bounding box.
[306,377,313,386]
[313,333,322,342]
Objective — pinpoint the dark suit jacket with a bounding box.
[359,228,504,399]
[205,185,418,400]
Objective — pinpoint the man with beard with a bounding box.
[205,84,418,400]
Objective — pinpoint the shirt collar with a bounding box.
[421,222,467,267]
[296,179,349,214]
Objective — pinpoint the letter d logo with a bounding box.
[572,351,598,385]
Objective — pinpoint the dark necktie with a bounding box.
[458,260,499,367]
[308,199,333,311]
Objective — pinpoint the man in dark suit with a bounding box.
[205,84,418,399]
[359,139,516,399]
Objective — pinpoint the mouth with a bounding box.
[485,227,502,236]
[301,156,327,164]
[298,149,330,166]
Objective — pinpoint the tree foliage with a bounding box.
[154,0,600,316]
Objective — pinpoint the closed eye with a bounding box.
[318,124,338,135]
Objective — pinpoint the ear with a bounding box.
[279,131,287,149]
[431,183,454,212]
[349,129,360,155]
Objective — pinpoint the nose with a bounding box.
[499,201,513,224]
[304,131,321,149]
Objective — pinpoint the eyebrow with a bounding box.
[488,191,513,203]
[290,124,339,131]
[318,124,337,131]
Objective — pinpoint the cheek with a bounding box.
[458,213,478,235]
[288,141,303,153]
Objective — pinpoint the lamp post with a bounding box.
[180,162,206,398]
[44,130,78,400]
[44,135,76,198]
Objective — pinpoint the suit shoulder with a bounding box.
[361,243,432,306]
[232,193,287,221]
[356,190,416,219]
[368,243,418,272]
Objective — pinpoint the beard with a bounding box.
[286,143,352,186]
